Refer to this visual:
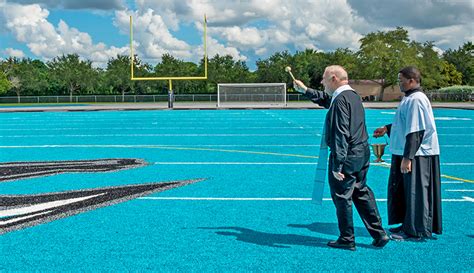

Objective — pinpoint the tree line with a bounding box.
[0,27,472,101]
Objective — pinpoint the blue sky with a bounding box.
[1,0,473,69]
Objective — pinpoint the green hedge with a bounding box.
[437,85,474,93]
[426,85,473,101]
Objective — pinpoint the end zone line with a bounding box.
[139,197,473,202]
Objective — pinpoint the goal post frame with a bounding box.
[129,15,208,108]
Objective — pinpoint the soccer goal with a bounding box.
[217,83,287,108]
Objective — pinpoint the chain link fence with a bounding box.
[1,91,471,104]
[0,93,307,104]
[425,90,474,102]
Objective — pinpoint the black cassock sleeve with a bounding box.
[385,124,392,137]
[329,98,350,172]
[403,130,425,159]
[304,88,331,109]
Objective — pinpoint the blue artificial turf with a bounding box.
[0,109,473,271]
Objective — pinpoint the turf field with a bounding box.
[0,109,472,271]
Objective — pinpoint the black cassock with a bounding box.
[386,128,443,237]
[385,88,442,237]
[305,88,386,243]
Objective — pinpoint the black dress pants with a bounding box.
[328,152,386,242]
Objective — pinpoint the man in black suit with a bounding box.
[294,65,389,251]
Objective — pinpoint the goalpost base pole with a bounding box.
[168,79,174,109]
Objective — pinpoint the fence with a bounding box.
[0,93,306,104]
[425,90,474,102]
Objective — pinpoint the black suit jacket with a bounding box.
[304,88,370,174]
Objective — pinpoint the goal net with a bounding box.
[217,83,287,108]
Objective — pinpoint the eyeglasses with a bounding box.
[397,78,411,83]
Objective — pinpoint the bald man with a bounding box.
[294,65,389,251]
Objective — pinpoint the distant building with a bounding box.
[349,80,403,101]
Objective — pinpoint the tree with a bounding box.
[18,59,50,96]
[440,61,463,86]
[443,42,474,85]
[292,49,329,90]
[0,71,11,95]
[154,54,202,94]
[357,27,416,101]
[255,51,294,84]
[48,54,98,102]
[1,57,22,101]
[105,55,134,101]
[327,48,360,78]
[208,55,251,82]
[412,41,446,90]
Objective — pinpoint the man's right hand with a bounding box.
[293,80,307,94]
[373,126,387,138]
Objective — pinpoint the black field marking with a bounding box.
[0,178,204,235]
[0,158,147,182]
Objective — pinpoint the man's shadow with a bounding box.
[198,226,328,248]
[288,222,371,238]
[198,225,374,249]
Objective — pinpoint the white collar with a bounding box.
[330,84,353,106]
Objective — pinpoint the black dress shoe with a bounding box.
[327,240,356,251]
[372,235,390,248]
[390,231,421,241]
[389,225,403,233]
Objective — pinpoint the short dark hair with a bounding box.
[399,66,421,83]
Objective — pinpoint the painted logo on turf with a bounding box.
[0,158,147,182]
[0,159,204,235]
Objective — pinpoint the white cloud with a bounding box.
[7,0,125,10]
[1,2,128,66]
[197,37,247,62]
[4,48,26,58]
[218,26,265,47]
[409,25,474,50]
[1,0,471,68]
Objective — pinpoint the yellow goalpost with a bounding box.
[129,15,208,108]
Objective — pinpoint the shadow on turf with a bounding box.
[198,226,376,249]
[288,222,371,238]
[198,226,327,248]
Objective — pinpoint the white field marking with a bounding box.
[439,145,474,147]
[435,127,474,129]
[153,162,316,165]
[0,126,319,131]
[0,144,321,148]
[0,211,52,226]
[0,117,337,121]
[441,163,474,166]
[381,112,396,115]
[0,193,105,218]
[370,162,474,167]
[445,189,474,192]
[0,133,319,138]
[441,181,464,184]
[1,144,473,148]
[462,196,474,202]
[139,197,473,202]
[0,119,327,123]
[437,134,474,136]
[0,144,473,166]
[435,117,472,121]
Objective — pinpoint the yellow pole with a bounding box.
[168,79,173,108]
[204,14,207,79]
[130,15,134,80]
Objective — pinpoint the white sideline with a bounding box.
[139,196,474,202]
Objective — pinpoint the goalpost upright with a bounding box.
[129,15,208,108]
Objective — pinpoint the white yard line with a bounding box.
[139,197,474,202]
